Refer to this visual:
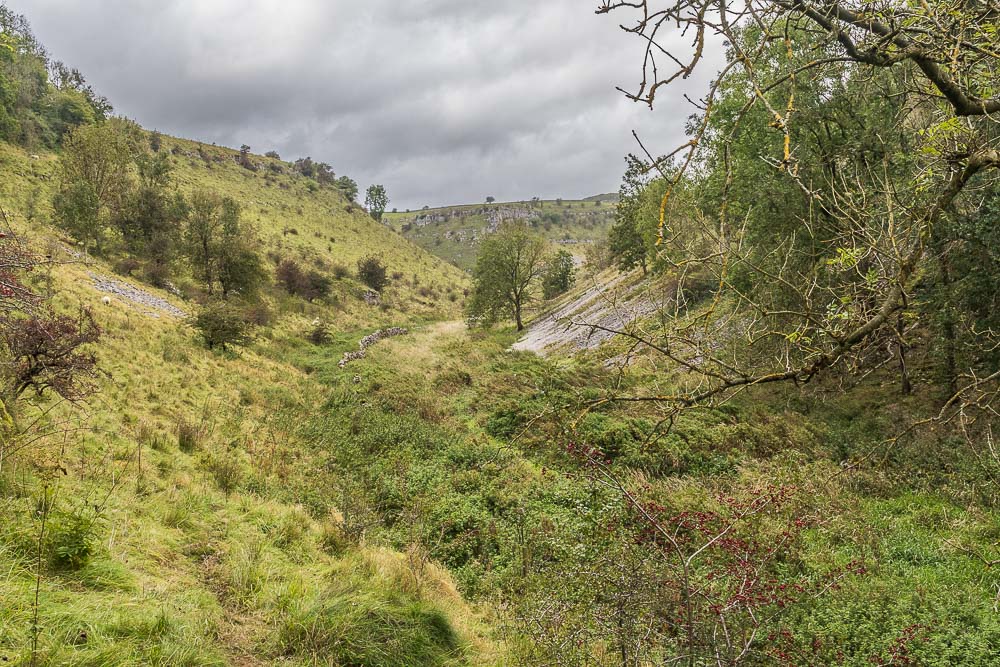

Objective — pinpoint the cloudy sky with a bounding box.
[12,0,719,209]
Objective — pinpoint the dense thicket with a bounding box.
[605,11,999,414]
[0,5,109,149]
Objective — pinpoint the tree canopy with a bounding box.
[468,223,547,331]
[598,0,999,420]
[365,184,389,222]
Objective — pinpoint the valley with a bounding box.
[2,2,999,666]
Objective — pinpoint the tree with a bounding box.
[112,151,187,283]
[486,196,496,204]
[468,223,547,331]
[276,259,332,302]
[542,249,576,299]
[193,300,255,351]
[608,155,654,275]
[293,157,315,178]
[336,176,358,202]
[1,308,100,402]
[237,144,257,171]
[0,218,101,411]
[315,162,336,186]
[185,191,266,298]
[0,8,108,148]
[596,0,1000,414]
[356,255,388,292]
[365,184,389,223]
[53,119,137,253]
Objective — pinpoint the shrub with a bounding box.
[308,320,332,345]
[276,259,332,301]
[192,301,256,351]
[48,510,98,571]
[357,255,388,292]
[319,520,349,556]
[542,250,576,299]
[276,259,302,290]
[243,301,273,327]
[207,453,244,496]
[113,257,141,276]
[0,308,101,401]
[332,263,350,280]
[144,261,171,288]
[485,407,526,440]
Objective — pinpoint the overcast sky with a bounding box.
[12,0,719,209]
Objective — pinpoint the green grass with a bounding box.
[0,137,496,666]
[2,133,1000,666]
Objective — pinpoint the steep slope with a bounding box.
[384,198,615,271]
[1,137,470,327]
[511,268,659,355]
[0,139,499,665]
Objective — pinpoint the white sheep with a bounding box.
[101,296,112,306]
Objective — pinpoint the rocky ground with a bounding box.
[89,273,187,318]
[512,269,661,355]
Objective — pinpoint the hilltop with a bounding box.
[384,197,615,271]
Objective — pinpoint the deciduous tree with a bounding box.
[365,184,389,223]
[596,0,1000,412]
[541,249,575,299]
[53,119,137,253]
[468,223,547,331]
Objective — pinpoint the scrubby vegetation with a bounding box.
[1,0,999,665]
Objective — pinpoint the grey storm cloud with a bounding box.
[10,0,721,208]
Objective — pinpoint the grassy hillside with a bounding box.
[0,137,469,327]
[0,137,498,665]
[4,1,999,664]
[3,129,1000,665]
[384,198,615,271]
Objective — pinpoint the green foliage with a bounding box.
[48,509,98,571]
[484,406,526,440]
[365,183,389,223]
[52,179,101,248]
[113,152,187,281]
[357,254,388,292]
[192,300,256,351]
[609,154,655,274]
[467,223,547,330]
[336,175,358,202]
[0,6,107,148]
[541,249,575,299]
[276,258,332,301]
[185,190,267,298]
[54,119,137,252]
